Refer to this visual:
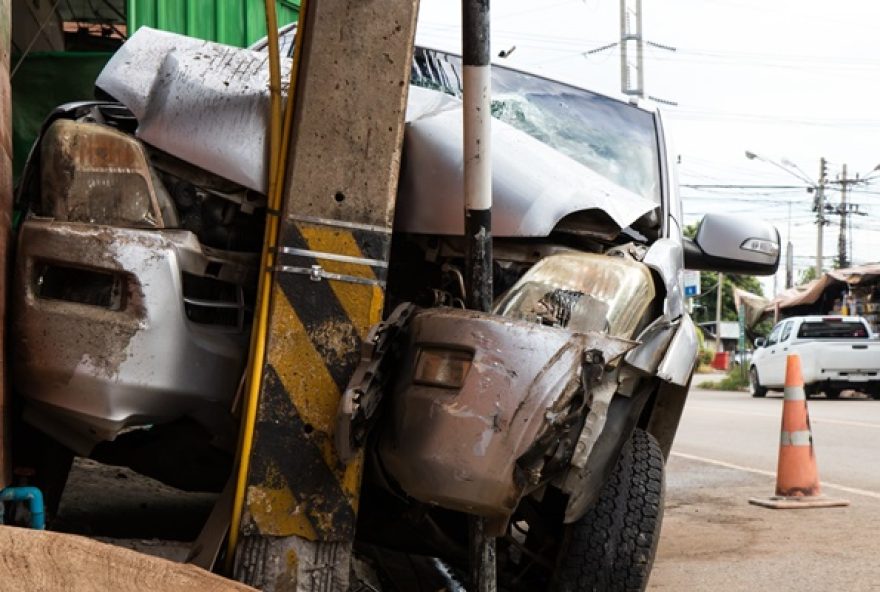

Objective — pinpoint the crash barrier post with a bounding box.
[231,1,420,590]
[749,354,849,509]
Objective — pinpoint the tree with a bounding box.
[693,271,765,324]
[798,266,819,285]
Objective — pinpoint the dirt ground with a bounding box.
[53,458,216,562]
[650,454,880,591]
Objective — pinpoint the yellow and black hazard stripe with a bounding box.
[242,215,391,541]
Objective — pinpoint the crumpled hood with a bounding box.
[397,87,656,236]
[96,27,657,238]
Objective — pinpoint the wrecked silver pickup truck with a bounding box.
[10,27,780,591]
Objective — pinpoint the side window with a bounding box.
[780,321,793,343]
[767,324,782,345]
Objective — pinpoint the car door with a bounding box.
[764,320,793,386]
[755,322,781,386]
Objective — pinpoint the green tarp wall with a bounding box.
[128,0,300,47]
[12,52,113,182]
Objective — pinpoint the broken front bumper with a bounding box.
[12,219,255,454]
[377,307,635,528]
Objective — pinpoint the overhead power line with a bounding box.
[682,184,809,189]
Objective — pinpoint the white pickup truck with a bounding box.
[750,315,880,399]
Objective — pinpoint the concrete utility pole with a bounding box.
[837,163,848,269]
[815,157,827,277]
[619,0,644,98]
[715,273,724,352]
[785,242,793,289]
[232,2,419,590]
[785,201,793,289]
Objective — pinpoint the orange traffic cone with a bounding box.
[749,354,849,509]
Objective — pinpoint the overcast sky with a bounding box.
[415,0,880,295]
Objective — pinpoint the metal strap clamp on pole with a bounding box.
[273,246,387,287]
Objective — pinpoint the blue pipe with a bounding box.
[0,487,46,530]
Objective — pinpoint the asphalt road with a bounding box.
[650,375,880,591]
[673,374,880,493]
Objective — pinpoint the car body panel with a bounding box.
[656,314,699,387]
[12,219,253,454]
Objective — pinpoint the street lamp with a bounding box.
[744,151,816,186]
[781,158,816,187]
[859,163,880,182]
[743,150,816,290]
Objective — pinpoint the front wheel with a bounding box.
[750,367,767,398]
[555,429,665,592]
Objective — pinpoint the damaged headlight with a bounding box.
[493,253,655,339]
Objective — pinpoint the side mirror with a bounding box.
[684,214,780,275]
[754,337,766,348]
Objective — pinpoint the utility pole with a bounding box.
[619,0,644,98]
[785,242,793,289]
[715,273,724,352]
[815,157,827,277]
[785,200,793,289]
[837,164,848,269]
[231,1,420,589]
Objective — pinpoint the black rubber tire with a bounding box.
[750,367,767,398]
[555,429,665,592]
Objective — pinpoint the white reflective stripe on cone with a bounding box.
[783,385,806,401]
[780,430,812,446]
